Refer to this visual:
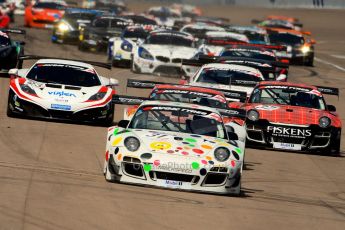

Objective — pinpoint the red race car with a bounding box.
[0,10,10,28]
[24,1,66,28]
[230,81,341,155]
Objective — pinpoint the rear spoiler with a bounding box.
[218,108,246,119]
[112,95,149,105]
[316,86,339,96]
[127,79,247,102]
[205,40,287,51]
[17,55,112,70]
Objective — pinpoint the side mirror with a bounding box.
[8,68,18,76]
[327,105,336,112]
[118,120,129,128]
[227,131,238,141]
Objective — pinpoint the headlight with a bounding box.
[58,22,70,32]
[138,47,154,60]
[319,116,331,128]
[20,84,36,95]
[214,147,230,162]
[301,46,310,54]
[88,92,107,101]
[121,40,133,52]
[247,110,259,121]
[124,137,140,152]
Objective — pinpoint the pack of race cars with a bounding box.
[1,1,342,196]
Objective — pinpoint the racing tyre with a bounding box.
[305,55,314,67]
[131,58,140,74]
[102,105,114,127]
[6,92,15,117]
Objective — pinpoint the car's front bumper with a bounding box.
[106,151,242,195]
[52,30,80,43]
[246,120,334,152]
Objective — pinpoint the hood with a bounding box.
[24,80,101,104]
[143,44,197,59]
[247,103,336,126]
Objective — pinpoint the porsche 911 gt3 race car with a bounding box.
[267,28,315,66]
[103,100,244,195]
[131,30,199,76]
[0,28,25,72]
[108,25,150,66]
[231,81,341,155]
[115,79,247,144]
[7,56,118,125]
[52,8,103,44]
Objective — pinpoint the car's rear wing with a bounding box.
[316,86,339,97]
[218,108,247,119]
[112,95,149,105]
[0,28,26,35]
[204,40,287,52]
[17,55,112,70]
[126,79,247,102]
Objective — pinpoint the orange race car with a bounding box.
[24,1,67,28]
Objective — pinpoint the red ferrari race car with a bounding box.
[0,8,10,28]
[24,0,66,28]
[230,81,341,155]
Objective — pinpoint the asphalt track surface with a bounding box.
[1,4,345,230]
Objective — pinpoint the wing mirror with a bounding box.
[118,120,129,128]
[107,78,119,87]
[8,68,18,76]
[327,105,336,112]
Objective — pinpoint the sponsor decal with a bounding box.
[51,104,71,111]
[267,126,312,138]
[262,85,311,92]
[255,105,280,111]
[156,164,193,174]
[48,91,77,97]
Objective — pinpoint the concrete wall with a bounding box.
[127,0,345,9]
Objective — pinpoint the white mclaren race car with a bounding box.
[198,31,249,56]
[131,30,199,76]
[188,63,265,96]
[108,25,150,67]
[104,100,244,195]
[7,56,118,125]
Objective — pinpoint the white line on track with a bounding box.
[315,57,345,72]
[331,54,345,59]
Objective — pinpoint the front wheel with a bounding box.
[131,58,140,74]
[328,129,341,156]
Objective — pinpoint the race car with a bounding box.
[7,55,118,125]
[0,28,25,72]
[146,6,181,27]
[117,79,247,144]
[78,15,132,52]
[24,0,67,28]
[259,15,303,30]
[253,18,302,31]
[95,0,128,15]
[52,8,103,44]
[108,25,150,67]
[186,62,265,96]
[230,81,341,155]
[0,0,15,22]
[122,14,157,26]
[131,30,199,76]
[169,4,202,28]
[14,0,26,15]
[180,22,225,40]
[227,26,269,44]
[103,100,244,195]
[0,5,10,28]
[267,28,315,66]
[193,16,230,27]
[198,31,249,56]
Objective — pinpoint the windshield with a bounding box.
[93,19,109,28]
[145,34,193,47]
[33,2,66,10]
[196,68,261,86]
[123,29,149,39]
[129,105,226,138]
[150,90,227,109]
[269,33,304,45]
[244,32,266,43]
[221,49,276,61]
[26,64,101,87]
[0,35,10,46]
[250,87,326,109]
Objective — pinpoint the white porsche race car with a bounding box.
[188,63,265,96]
[104,100,244,195]
[131,30,199,76]
[7,56,118,125]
